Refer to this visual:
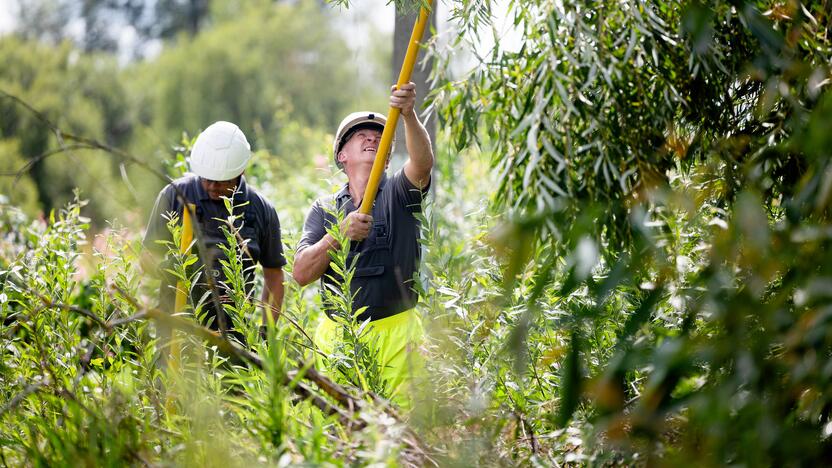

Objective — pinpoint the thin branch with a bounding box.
[106,311,148,328]
[110,285,367,421]
[114,285,434,459]
[294,381,364,430]
[252,296,320,354]
[289,366,362,411]
[12,279,432,460]
[0,379,51,418]
[0,144,88,178]
[33,292,107,328]
[515,411,540,455]
[0,90,171,183]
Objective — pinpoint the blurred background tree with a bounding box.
[0,37,132,220]
[0,0,391,223]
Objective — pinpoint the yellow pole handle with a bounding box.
[359,0,433,215]
[171,203,195,365]
[167,203,194,413]
[173,203,195,314]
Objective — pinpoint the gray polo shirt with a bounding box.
[143,175,286,317]
[297,169,429,322]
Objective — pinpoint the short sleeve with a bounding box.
[297,200,328,253]
[259,204,287,269]
[142,185,175,255]
[391,168,430,213]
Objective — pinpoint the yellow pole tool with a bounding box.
[173,204,195,317]
[359,0,433,215]
[166,203,194,412]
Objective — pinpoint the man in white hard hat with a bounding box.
[293,83,433,406]
[143,121,285,344]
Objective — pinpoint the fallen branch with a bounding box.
[11,281,433,462]
[111,286,367,423]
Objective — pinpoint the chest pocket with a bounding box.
[349,204,390,255]
[332,195,392,254]
[238,207,262,264]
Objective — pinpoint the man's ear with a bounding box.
[337,151,347,165]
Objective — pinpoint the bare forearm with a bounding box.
[402,111,433,187]
[403,112,433,168]
[261,268,284,323]
[292,233,338,286]
[261,279,284,310]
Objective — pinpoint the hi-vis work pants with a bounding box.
[314,309,426,409]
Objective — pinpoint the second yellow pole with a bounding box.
[171,203,195,367]
[166,203,194,413]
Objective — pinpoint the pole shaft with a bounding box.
[169,203,194,381]
[173,204,194,314]
[359,1,433,214]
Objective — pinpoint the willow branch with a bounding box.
[0,379,51,418]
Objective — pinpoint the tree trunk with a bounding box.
[188,0,205,36]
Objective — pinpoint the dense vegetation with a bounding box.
[2,0,831,465]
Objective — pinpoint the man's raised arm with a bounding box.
[393,82,434,189]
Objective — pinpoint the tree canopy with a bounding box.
[430,0,832,463]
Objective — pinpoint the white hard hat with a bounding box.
[189,121,251,181]
[332,111,392,169]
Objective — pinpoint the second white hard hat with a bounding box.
[189,121,251,181]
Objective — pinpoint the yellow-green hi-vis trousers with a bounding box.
[313,309,426,409]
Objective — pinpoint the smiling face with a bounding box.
[337,127,383,173]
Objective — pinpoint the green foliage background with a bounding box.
[2,0,832,466]
[0,0,384,223]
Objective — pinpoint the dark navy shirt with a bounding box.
[143,175,286,313]
[297,169,429,322]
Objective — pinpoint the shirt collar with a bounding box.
[336,172,388,204]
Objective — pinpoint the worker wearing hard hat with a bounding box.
[293,83,433,405]
[143,121,286,344]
